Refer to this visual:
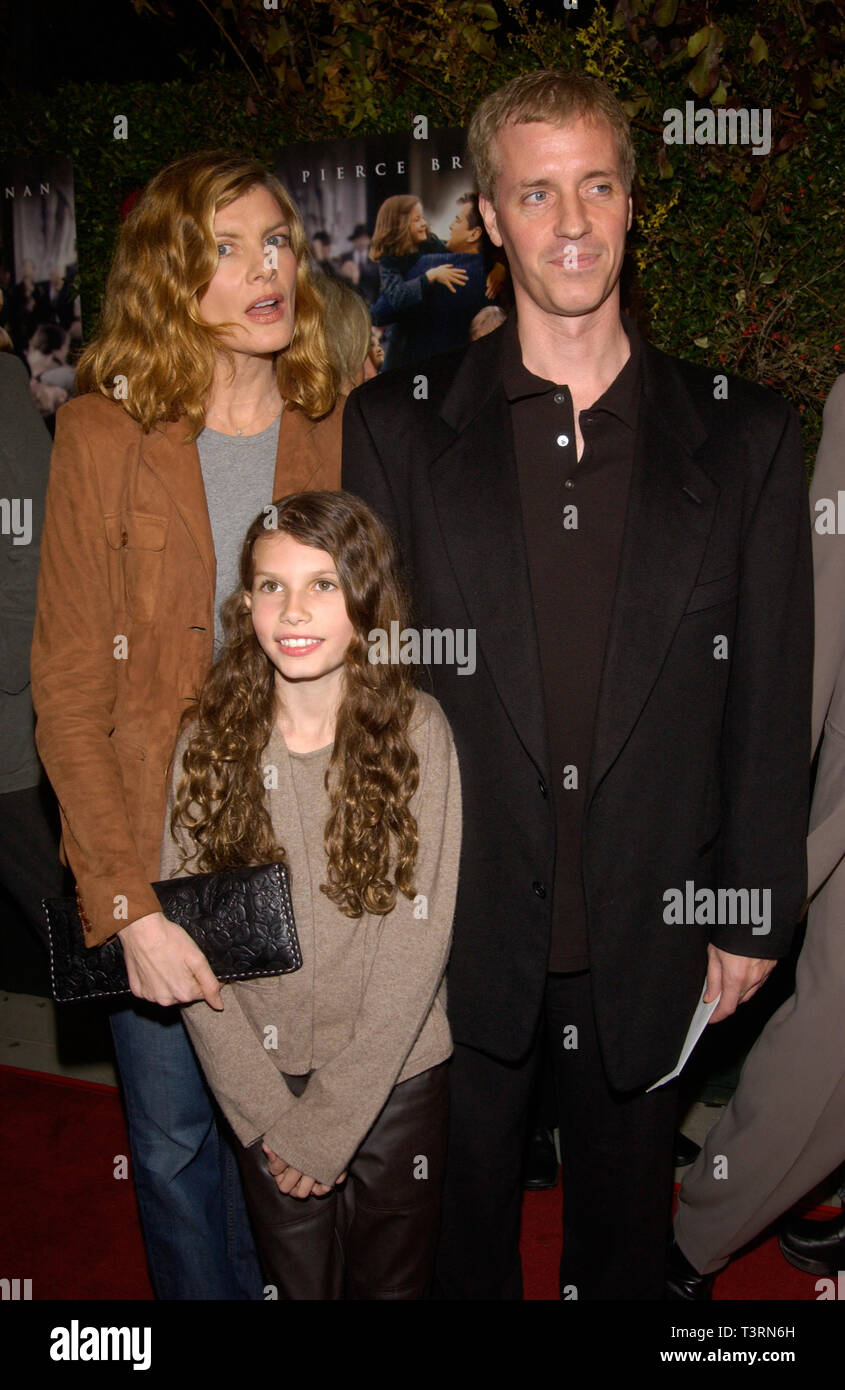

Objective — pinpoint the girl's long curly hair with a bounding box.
[171,491,420,918]
[76,151,337,436]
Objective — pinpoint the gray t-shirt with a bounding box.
[196,415,280,652]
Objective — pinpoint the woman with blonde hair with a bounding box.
[30,150,345,1299]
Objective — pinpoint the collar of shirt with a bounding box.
[500,310,642,431]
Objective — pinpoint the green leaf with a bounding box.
[759,268,777,284]
[694,337,709,348]
[265,27,290,57]
[687,26,711,59]
[749,33,769,66]
[688,53,712,97]
[653,0,679,26]
[711,81,727,105]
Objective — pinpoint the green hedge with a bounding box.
[2,2,842,459]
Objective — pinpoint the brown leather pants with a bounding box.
[234,1061,449,1300]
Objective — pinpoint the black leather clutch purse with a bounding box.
[43,861,302,1003]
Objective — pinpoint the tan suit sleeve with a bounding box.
[809,375,845,753]
[806,375,845,896]
[30,404,162,943]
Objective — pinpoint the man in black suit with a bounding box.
[341,69,812,1300]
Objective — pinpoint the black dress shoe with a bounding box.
[522,1125,559,1190]
[673,1131,701,1167]
[665,1238,716,1300]
[778,1209,845,1276]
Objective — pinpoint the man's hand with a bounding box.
[704,944,775,1024]
[261,1143,346,1199]
[425,263,468,293]
[118,911,223,1009]
[485,262,506,300]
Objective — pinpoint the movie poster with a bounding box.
[276,128,506,379]
[0,157,82,431]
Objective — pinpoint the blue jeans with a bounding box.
[109,999,264,1300]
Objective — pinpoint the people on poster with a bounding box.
[368,193,468,370]
[346,222,380,303]
[1,251,81,427]
[310,230,340,278]
[370,193,492,366]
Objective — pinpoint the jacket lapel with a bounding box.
[428,332,550,776]
[427,329,720,795]
[141,419,216,596]
[274,402,342,496]
[140,403,337,602]
[585,342,717,805]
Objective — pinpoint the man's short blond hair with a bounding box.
[468,69,636,204]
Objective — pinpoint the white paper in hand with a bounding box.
[646,982,721,1092]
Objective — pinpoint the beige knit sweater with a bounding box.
[159,690,461,1186]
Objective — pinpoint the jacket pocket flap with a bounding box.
[684,571,739,615]
[104,512,169,551]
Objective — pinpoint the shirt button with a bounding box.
[554,391,567,404]
[532,880,547,899]
[556,434,570,448]
[538,777,548,797]
[564,477,575,489]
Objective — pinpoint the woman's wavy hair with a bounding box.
[369,194,422,261]
[76,151,337,436]
[171,491,421,918]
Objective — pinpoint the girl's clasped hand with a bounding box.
[261,1143,347,1199]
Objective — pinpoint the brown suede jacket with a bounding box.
[30,390,344,946]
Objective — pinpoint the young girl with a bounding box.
[369,194,467,370]
[160,489,462,1300]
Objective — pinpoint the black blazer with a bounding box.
[341,321,812,1090]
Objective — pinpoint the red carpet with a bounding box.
[0,1064,154,1300]
[520,1177,832,1300]
[0,1063,832,1301]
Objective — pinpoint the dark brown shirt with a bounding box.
[504,313,641,971]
